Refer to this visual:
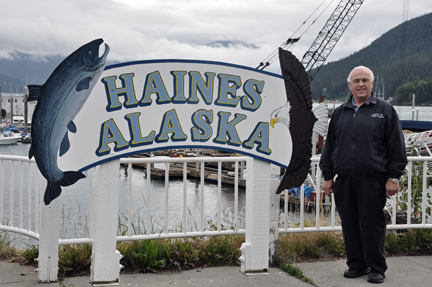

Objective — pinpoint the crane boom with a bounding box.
[302,0,364,83]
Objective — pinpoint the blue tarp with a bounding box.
[288,185,313,198]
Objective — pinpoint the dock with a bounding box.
[280,192,330,212]
[124,152,246,187]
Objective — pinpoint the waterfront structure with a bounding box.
[0,92,35,127]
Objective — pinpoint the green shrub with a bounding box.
[58,244,92,278]
[165,239,199,270]
[21,245,39,264]
[119,240,166,273]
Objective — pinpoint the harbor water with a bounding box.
[0,143,250,247]
[325,103,432,121]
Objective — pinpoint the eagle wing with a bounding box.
[276,48,317,194]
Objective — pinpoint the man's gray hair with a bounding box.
[347,66,374,83]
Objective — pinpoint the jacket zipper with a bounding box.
[351,112,356,174]
[353,113,356,132]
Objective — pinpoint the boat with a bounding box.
[0,125,21,145]
[21,133,32,143]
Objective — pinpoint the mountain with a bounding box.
[0,52,65,94]
[0,52,64,92]
[310,12,432,103]
[0,75,26,95]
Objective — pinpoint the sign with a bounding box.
[58,59,293,172]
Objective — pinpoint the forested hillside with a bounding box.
[311,12,432,104]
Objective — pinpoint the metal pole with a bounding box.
[10,82,13,125]
[24,89,29,134]
[411,94,415,121]
[0,86,2,124]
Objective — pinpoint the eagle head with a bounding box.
[270,101,291,129]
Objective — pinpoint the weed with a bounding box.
[273,256,315,285]
[58,244,92,278]
[385,233,401,254]
[197,235,243,266]
[385,229,432,256]
[119,240,166,273]
[165,239,199,270]
[0,232,20,261]
[21,245,39,264]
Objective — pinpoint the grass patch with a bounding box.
[385,229,432,256]
[0,233,22,262]
[118,235,244,273]
[278,232,345,262]
[58,244,92,278]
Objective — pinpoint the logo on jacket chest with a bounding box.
[371,113,384,119]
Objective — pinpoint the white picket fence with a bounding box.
[1,154,431,284]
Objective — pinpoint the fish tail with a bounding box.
[60,171,86,187]
[44,181,62,205]
[43,172,85,205]
[312,102,328,136]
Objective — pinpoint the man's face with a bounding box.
[348,68,373,101]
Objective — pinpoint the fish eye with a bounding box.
[89,51,93,55]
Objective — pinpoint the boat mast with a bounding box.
[9,82,12,126]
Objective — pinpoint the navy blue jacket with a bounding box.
[319,94,408,180]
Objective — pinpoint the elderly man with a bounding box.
[319,66,407,283]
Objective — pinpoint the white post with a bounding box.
[269,164,280,263]
[311,131,317,180]
[90,159,122,285]
[412,93,415,120]
[38,180,60,283]
[240,157,270,274]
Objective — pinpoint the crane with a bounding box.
[302,0,364,82]
[258,0,364,83]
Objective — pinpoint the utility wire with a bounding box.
[257,0,335,70]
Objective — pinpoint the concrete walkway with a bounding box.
[1,255,431,286]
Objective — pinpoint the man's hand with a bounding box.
[323,179,334,197]
[385,180,399,198]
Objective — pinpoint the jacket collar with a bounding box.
[343,93,377,109]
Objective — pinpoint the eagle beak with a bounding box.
[270,118,279,128]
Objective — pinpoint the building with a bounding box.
[0,90,36,128]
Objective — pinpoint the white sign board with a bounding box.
[58,60,292,172]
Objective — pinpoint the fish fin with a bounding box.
[44,181,62,205]
[76,77,91,92]
[27,85,43,101]
[312,102,328,136]
[29,144,34,159]
[60,171,86,186]
[43,172,85,205]
[67,121,77,133]
[59,133,70,157]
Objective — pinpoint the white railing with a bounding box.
[59,156,248,246]
[279,156,432,234]
[0,155,40,240]
[1,155,431,241]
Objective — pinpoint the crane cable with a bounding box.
[257,0,336,70]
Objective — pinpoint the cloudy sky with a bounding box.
[2,0,432,73]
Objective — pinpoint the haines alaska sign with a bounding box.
[81,60,290,167]
[28,39,326,205]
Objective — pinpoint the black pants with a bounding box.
[334,177,387,275]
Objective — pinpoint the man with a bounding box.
[319,66,407,284]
